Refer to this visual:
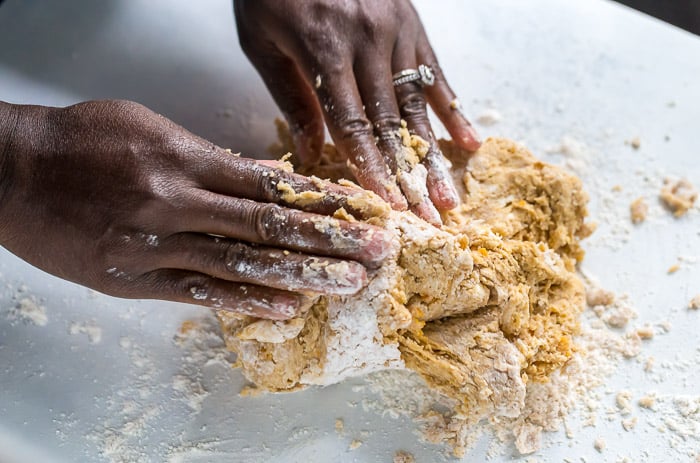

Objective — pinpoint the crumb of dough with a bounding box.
[667,263,680,274]
[348,439,362,450]
[611,184,623,192]
[7,297,48,326]
[68,321,103,344]
[219,130,590,456]
[616,390,633,415]
[660,178,697,217]
[393,450,415,463]
[644,356,655,372]
[621,416,637,431]
[628,137,641,149]
[335,419,344,434]
[639,394,656,409]
[630,197,648,224]
[689,295,700,310]
[594,437,606,452]
[586,287,615,307]
[635,325,654,340]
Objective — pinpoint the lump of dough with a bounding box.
[217,135,589,441]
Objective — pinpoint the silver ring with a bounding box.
[392,64,435,87]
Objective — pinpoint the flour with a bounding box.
[6,296,48,326]
[68,320,102,344]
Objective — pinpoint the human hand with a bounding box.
[234,0,481,225]
[0,100,392,319]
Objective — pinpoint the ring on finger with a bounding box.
[392,64,435,87]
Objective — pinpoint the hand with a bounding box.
[0,100,392,319]
[234,0,481,225]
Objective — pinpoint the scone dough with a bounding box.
[217,135,590,435]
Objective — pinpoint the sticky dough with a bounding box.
[217,133,591,426]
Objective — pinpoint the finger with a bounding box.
[302,55,407,210]
[134,269,306,320]
[183,191,394,267]
[156,234,367,295]
[239,40,324,165]
[391,48,450,223]
[416,37,481,152]
[354,55,403,175]
[195,155,390,221]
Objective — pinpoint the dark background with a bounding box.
[617,0,700,34]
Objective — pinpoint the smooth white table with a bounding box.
[1,1,699,462]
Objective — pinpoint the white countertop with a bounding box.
[1,0,699,462]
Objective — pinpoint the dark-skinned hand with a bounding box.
[0,100,392,319]
[234,0,481,225]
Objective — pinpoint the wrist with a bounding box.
[0,102,20,215]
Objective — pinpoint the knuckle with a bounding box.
[334,113,373,140]
[254,203,289,242]
[397,89,427,117]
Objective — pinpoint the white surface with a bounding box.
[1,0,700,462]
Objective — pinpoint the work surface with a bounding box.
[1,0,699,461]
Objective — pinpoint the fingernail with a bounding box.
[462,125,482,151]
[363,229,397,267]
[435,179,460,209]
[268,294,302,319]
[324,261,367,295]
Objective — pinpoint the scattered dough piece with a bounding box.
[628,137,641,149]
[335,419,344,434]
[393,451,416,463]
[635,325,654,339]
[639,394,656,409]
[586,288,615,307]
[660,178,697,217]
[7,297,48,326]
[348,439,362,450]
[594,437,606,452]
[616,390,633,415]
[689,295,700,310]
[630,197,648,224]
[622,417,638,431]
[667,264,680,274]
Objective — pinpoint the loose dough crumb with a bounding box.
[393,450,415,463]
[7,297,48,326]
[639,394,657,409]
[621,416,638,431]
[594,437,606,452]
[689,295,700,310]
[348,439,362,450]
[335,419,344,434]
[667,263,680,274]
[628,137,641,149]
[660,178,697,217]
[630,197,648,224]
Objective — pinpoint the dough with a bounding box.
[217,132,590,439]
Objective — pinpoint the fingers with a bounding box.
[183,191,394,267]
[196,155,390,221]
[155,233,367,295]
[134,269,305,320]
[240,41,325,165]
[303,56,407,210]
[416,37,481,152]
[391,46,455,223]
[353,56,403,175]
